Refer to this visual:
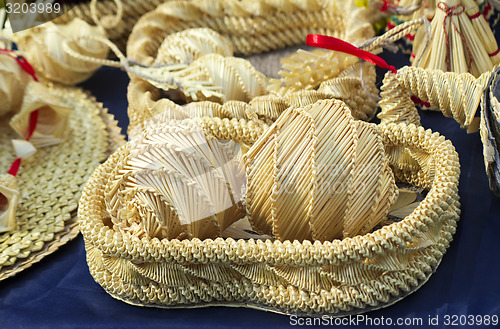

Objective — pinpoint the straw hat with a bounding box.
[0,54,124,280]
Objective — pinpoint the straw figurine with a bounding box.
[411,0,500,76]
[79,100,461,314]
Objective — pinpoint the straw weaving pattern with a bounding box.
[395,66,491,132]
[125,1,376,132]
[0,55,31,117]
[0,86,123,281]
[378,71,421,126]
[244,100,398,241]
[79,121,461,315]
[127,0,372,64]
[55,0,168,52]
[13,19,109,85]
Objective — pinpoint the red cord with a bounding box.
[1,49,39,177]
[306,34,397,74]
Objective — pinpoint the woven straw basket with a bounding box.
[79,108,460,315]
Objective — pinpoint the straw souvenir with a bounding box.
[378,65,500,194]
[12,18,109,85]
[0,53,124,280]
[79,93,461,314]
[410,0,500,76]
[380,0,496,55]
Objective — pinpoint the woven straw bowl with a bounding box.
[78,122,460,315]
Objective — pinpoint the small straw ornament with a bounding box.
[9,81,72,148]
[12,18,109,85]
[411,0,500,77]
[0,50,32,117]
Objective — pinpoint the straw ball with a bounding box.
[245,99,398,241]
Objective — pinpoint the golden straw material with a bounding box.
[267,49,359,96]
[146,53,269,103]
[127,0,374,65]
[54,0,168,52]
[393,65,492,132]
[122,1,377,130]
[103,123,247,240]
[411,0,499,76]
[0,54,32,117]
[154,28,234,65]
[79,121,461,315]
[245,100,398,241]
[0,174,19,233]
[0,85,125,281]
[13,18,109,85]
[377,71,421,126]
[9,82,71,148]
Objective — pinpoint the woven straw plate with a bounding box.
[0,85,124,281]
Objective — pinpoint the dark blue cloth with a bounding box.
[0,53,499,328]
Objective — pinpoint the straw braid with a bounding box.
[395,66,492,132]
[79,122,460,314]
[360,17,425,53]
[127,0,373,64]
[378,71,421,126]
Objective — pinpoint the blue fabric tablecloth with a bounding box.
[0,50,499,328]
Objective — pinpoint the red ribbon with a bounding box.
[2,49,39,177]
[7,110,39,177]
[306,34,397,74]
[0,49,38,82]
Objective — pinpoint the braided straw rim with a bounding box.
[0,86,125,281]
[79,122,460,314]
